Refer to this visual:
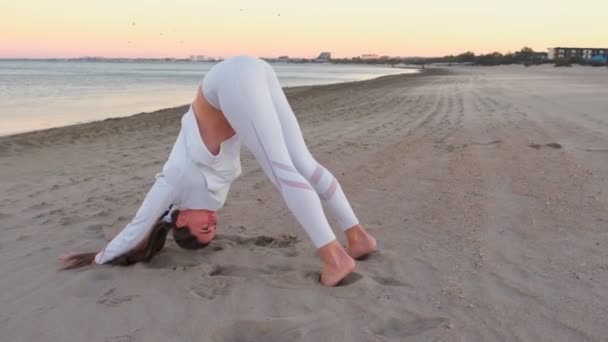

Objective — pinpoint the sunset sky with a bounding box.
[1,0,606,59]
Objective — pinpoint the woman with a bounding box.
[60,55,376,286]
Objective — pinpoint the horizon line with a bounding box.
[0,49,555,61]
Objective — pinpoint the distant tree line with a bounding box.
[330,47,606,67]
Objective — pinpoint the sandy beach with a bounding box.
[1,65,607,341]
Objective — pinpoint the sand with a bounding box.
[0,65,607,341]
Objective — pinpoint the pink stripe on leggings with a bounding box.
[310,165,324,185]
[271,160,298,172]
[250,121,281,190]
[278,177,314,190]
[320,178,338,201]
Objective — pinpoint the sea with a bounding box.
[0,60,416,136]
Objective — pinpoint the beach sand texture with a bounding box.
[0,65,607,341]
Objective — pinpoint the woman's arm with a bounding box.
[59,173,178,269]
[94,174,177,264]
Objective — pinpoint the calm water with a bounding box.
[0,60,415,136]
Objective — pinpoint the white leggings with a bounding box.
[202,55,359,248]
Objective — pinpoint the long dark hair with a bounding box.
[59,209,208,269]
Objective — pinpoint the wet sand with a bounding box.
[0,65,607,341]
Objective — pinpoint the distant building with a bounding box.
[189,55,215,62]
[315,52,331,62]
[548,47,608,60]
[590,55,607,65]
[360,54,379,60]
[277,55,290,61]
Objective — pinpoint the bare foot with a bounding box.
[318,240,356,286]
[344,225,377,260]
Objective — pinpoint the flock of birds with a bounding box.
[125,9,281,45]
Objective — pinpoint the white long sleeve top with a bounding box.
[94,107,241,264]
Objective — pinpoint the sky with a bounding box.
[1,0,606,59]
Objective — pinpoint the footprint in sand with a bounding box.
[59,216,76,226]
[104,335,133,342]
[528,142,562,150]
[115,215,129,223]
[212,319,304,342]
[445,144,456,152]
[370,275,410,287]
[88,268,114,281]
[92,209,111,218]
[33,208,64,220]
[216,233,300,249]
[16,234,31,241]
[27,190,45,198]
[467,139,502,147]
[84,223,106,239]
[209,264,276,277]
[190,278,233,300]
[282,249,299,257]
[545,143,562,149]
[369,317,448,339]
[143,255,202,270]
[29,201,51,210]
[96,288,138,307]
[280,270,363,289]
[208,263,363,287]
[301,270,363,287]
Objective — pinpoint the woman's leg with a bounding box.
[216,56,354,285]
[261,60,377,258]
[260,61,360,231]
[215,57,334,248]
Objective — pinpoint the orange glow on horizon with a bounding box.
[1,1,607,59]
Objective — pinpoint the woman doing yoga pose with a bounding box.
[60,55,376,286]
